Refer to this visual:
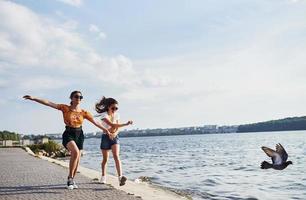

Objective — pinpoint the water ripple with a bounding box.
[77,131,306,200]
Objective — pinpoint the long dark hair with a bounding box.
[70,90,82,105]
[95,96,118,113]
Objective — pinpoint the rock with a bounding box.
[138,176,151,183]
[50,152,56,158]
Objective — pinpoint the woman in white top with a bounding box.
[95,96,133,186]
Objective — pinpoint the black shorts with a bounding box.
[62,126,84,150]
[100,134,119,150]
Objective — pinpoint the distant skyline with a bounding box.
[1,0,306,134]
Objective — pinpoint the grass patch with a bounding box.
[27,140,68,158]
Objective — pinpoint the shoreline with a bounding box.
[49,129,306,141]
[24,147,190,200]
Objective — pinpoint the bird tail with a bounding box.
[261,161,272,169]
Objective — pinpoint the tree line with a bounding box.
[237,116,306,133]
[0,130,20,141]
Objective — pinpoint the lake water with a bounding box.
[77,131,306,200]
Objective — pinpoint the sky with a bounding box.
[0,0,306,134]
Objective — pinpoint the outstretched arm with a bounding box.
[86,116,111,135]
[102,118,133,129]
[23,95,58,110]
[108,119,133,139]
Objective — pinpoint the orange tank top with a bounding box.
[57,104,93,128]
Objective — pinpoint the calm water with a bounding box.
[78,131,306,200]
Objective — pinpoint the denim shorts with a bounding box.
[100,134,119,150]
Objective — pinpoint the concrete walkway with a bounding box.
[0,148,141,200]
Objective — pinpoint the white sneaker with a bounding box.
[67,185,74,190]
[100,176,106,184]
[67,177,74,190]
[73,180,78,189]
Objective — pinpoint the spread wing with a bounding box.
[276,143,288,162]
[261,146,282,165]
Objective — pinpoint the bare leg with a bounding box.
[66,141,80,178]
[111,144,122,177]
[72,150,81,178]
[101,150,109,176]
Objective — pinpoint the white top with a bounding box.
[100,112,120,130]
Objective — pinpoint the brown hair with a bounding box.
[70,90,82,105]
[95,96,118,113]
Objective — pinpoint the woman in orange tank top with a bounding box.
[23,91,110,190]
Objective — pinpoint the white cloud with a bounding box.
[0,1,174,94]
[1,0,306,132]
[55,0,83,7]
[0,79,8,88]
[129,16,306,125]
[0,99,7,106]
[89,24,99,33]
[89,24,107,40]
[0,1,88,67]
[287,0,306,4]
[20,77,69,91]
[98,32,107,39]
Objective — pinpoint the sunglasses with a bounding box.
[73,95,83,99]
[111,107,118,111]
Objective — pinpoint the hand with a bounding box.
[108,133,116,140]
[109,127,118,133]
[103,129,111,136]
[23,95,34,100]
[127,120,133,125]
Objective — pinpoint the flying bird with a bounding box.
[261,143,293,170]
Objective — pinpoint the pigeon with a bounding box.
[261,143,293,170]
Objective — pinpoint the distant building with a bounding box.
[20,139,31,146]
[35,136,49,144]
[218,125,238,133]
[201,125,218,133]
[3,140,13,147]
[45,133,62,139]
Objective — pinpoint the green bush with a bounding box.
[28,143,43,154]
[28,141,62,155]
[43,140,61,154]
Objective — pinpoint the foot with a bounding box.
[100,176,106,184]
[67,177,74,190]
[119,176,127,186]
[73,180,78,189]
